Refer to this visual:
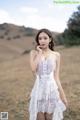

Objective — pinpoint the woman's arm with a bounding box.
[54,52,68,107]
[29,49,42,73]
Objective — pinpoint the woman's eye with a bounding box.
[44,37,47,40]
[39,37,42,40]
[38,37,47,40]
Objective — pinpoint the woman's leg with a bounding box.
[37,112,45,120]
[45,112,53,120]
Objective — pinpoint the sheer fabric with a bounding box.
[29,54,66,120]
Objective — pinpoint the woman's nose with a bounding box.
[41,38,45,42]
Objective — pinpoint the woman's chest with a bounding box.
[37,56,56,74]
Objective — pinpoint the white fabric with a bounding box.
[29,54,66,120]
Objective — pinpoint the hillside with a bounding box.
[0,23,37,39]
[0,23,59,62]
[0,45,80,120]
[0,23,80,120]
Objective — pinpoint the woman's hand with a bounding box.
[36,45,43,54]
[30,47,42,73]
[62,97,68,108]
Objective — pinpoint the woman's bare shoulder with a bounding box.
[52,51,60,57]
[30,49,38,56]
[51,51,60,62]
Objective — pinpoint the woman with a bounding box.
[29,28,68,120]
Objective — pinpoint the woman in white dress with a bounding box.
[29,28,68,120]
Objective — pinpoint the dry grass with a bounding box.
[0,45,80,120]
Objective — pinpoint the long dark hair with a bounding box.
[35,28,55,51]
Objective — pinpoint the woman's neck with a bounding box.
[42,48,50,54]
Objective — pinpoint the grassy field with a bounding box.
[0,45,80,120]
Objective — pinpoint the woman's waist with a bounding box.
[36,73,57,83]
[36,72,54,79]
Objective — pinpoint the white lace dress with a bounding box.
[29,54,66,120]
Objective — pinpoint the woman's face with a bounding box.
[38,32,51,49]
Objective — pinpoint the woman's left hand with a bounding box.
[62,98,68,108]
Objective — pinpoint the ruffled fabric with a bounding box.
[53,100,66,120]
[29,72,66,120]
[29,74,39,120]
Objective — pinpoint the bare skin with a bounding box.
[37,112,53,120]
[29,32,68,120]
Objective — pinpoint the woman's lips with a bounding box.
[40,44,46,49]
[41,44,45,46]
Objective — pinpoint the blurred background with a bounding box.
[0,0,80,120]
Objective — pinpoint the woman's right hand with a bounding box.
[36,45,43,54]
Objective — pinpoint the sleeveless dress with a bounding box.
[29,53,66,120]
